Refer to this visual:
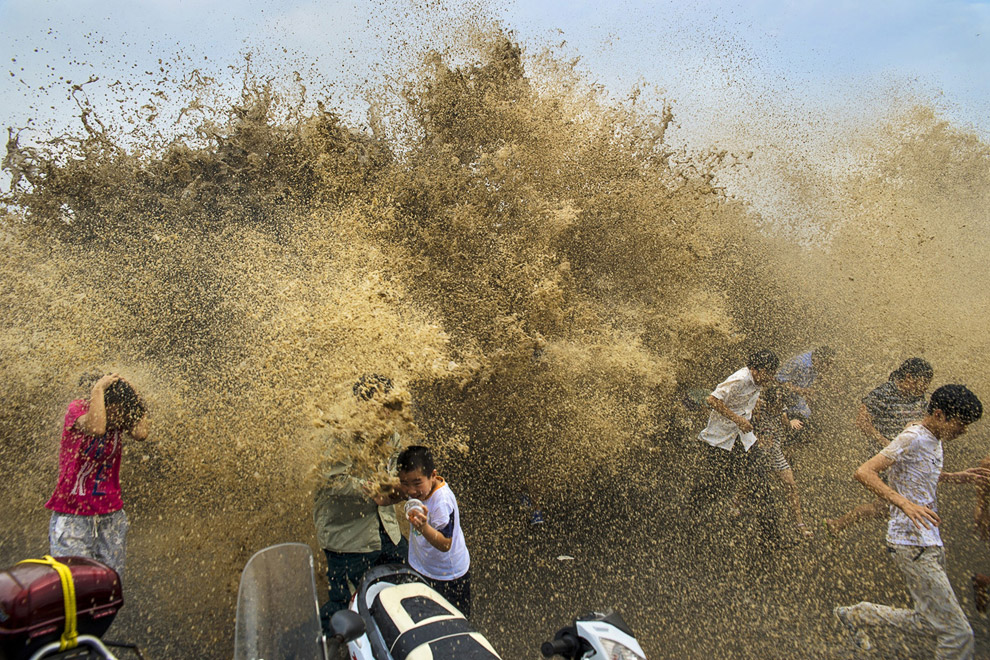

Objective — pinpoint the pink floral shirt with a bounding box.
[45,399,124,515]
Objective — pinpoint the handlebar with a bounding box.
[541,631,580,658]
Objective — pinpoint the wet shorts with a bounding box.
[49,510,129,576]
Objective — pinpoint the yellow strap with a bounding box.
[17,556,78,651]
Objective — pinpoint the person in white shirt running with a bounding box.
[834,384,989,659]
[689,349,782,551]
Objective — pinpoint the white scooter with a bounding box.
[541,612,647,660]
[233,543,647,660]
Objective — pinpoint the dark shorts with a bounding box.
[422,571,471,618]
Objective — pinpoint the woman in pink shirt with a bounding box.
[45,373,149,575]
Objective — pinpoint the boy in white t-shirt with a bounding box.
[835,384,989,659]
[397,445,472,616]
[689,349,782,550]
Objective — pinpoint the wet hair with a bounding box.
[928,384,983,424]
[890,357,934,383]
[353,374,393,401]
[747,349,779,373]
[102,379,145,428]
[397,445,435,477]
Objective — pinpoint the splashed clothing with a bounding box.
[313,460,403,553]
[320,527,407,628]
[698,367,762,451]
[838,423,973,659]
[775,351,816,419]
[693,441,781,545]
[48,510,129,575]
[45,400,124,515]
[844,546,973,660]
[753,397,791,472]
[692,367,781,547]
[881,424,943,547]
[45,399,130,574]
[862,380,929,443]
[408,477,469,581]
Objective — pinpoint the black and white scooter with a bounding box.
[342,563,500,660]
[233,543,647,660]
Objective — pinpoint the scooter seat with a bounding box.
[369,582,500,660]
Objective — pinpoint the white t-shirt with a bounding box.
[409,478,470,581]
[698,367,761,451]
[880,424,943,547]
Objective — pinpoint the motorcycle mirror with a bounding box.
[329,609,365,643]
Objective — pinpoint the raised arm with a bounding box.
[75,373,119,436]
[129,414,150,441]
[408,507,453,553]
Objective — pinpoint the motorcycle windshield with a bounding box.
[234,543,325,660]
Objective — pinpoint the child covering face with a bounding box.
[45,373,150,575]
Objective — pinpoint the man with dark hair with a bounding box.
[46,373,149,576]
[689,350,782,550]
[835,384,989,658]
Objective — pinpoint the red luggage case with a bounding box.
[0,557,123,660]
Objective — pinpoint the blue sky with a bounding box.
[1,0,988,150]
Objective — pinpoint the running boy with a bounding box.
[46,373,149,575]
[690,349,782,550]
[397,445,471,616]
[834,385,989,659]
[752,382,813,540]
[775,345,835,434]
[824,358,933,537]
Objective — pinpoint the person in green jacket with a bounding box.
[315,375,407,633]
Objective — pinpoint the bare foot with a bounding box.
[796,523,814,540]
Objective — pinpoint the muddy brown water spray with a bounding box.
[2,29,989,659]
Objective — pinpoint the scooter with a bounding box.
[343,563,500,660]
[541,612,647,660]
[234,543,648,660]
[233,544,500,660]
[346,565,647,660]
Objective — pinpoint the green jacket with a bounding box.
[313,460,402,553]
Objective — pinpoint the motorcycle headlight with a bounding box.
[600,638,646,660]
